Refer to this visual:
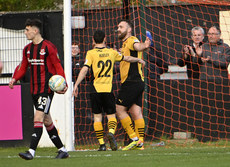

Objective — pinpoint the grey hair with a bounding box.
[191,26,205,36]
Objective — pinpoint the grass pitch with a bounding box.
[0,143,230,167]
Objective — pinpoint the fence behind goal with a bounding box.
[71,0,230,148]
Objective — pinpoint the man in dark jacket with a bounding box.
[72,41,84,82]
[195,25,230,80]
[148,46,168,79]
[146,31,168,79]
[177,26,204,79]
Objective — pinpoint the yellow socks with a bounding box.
[108,117,117,134]
[94,122,104,145]
[134,118,145,142]
[120,116,138,140]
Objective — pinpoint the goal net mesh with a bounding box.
[72,0,230,148]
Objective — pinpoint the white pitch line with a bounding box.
[0,155,55,159]
[1,151,230,159]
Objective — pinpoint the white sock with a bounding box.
[58,147,67,152]
[28,149,35,157]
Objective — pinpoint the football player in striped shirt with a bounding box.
[9,19,68,160]
[116,20,151,150]
[72,29,145,151]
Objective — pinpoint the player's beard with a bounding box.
[118,31,127,40]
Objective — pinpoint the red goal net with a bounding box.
[71,0,230,148]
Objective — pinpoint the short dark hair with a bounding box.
[25,19,43,33]
[72,40,79,45]
[119,19,134,30]
[210,24,221,34]
[93,30,105,44]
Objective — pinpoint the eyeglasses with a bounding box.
[207,33,220,36]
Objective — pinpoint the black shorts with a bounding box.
[32,93,54,114]
[90,93,116,115]
[116,81,145,108]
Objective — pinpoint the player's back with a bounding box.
[85,47,123,93]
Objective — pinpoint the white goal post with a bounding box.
[63,0,75,151]
[38,0,74,151]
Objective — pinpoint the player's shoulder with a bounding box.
[127,36,140,43]
[128,36,140,43]
[24,42,33,49]
[88,47,112,53]
[87,48,96,54]
[43,40,57,50]
[105,47,116,53]
[102,48,120,57]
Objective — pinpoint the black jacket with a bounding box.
[148,47,169,79]
[192,40,230,80]
[177,43,202,79]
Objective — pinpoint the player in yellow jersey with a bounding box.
[116,20,151,150]
[72,30,145,151]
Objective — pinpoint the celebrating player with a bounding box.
[116,20,151,150]
[9,19,68,160]
[72,29,145,151]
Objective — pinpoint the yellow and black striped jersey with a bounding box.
[120,36,144,83]
[84,47,123,93]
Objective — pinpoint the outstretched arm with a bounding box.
[133,37,151,51]
[72,66,89,97]
[123,56,145,66]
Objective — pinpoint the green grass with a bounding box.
[0,143,230,167]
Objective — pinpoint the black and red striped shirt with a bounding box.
[13,40,66,95]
